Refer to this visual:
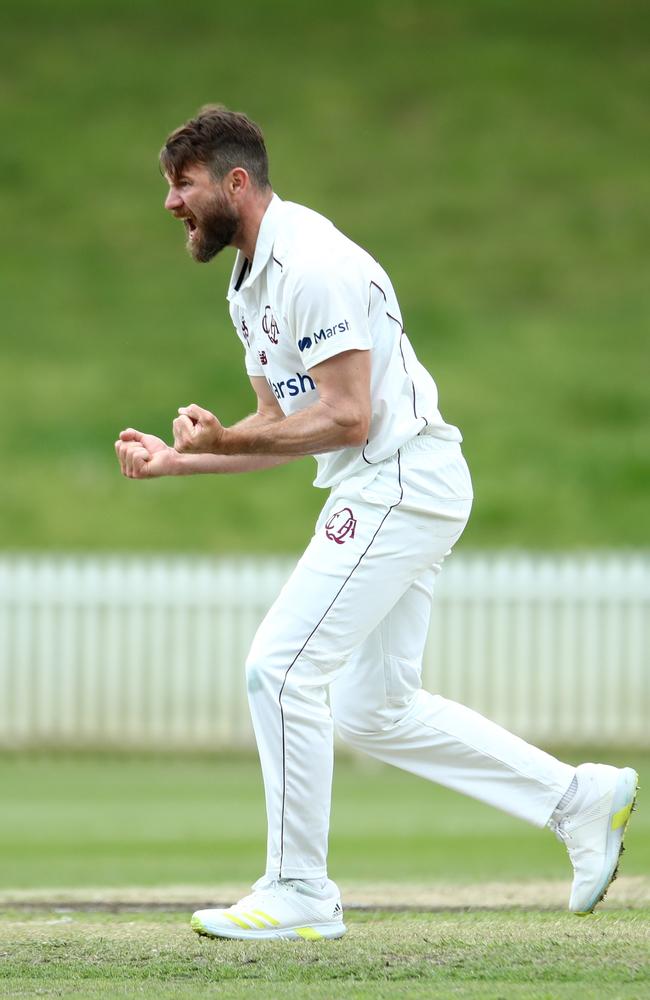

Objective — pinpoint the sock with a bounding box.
[549,773,578,825]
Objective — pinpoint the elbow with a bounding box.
[323,399,370,448]
[341,414,370,448]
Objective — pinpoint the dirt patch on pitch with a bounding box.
[0,876,647,912]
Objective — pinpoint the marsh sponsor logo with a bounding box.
[315,319,350,343]
[298,320,350,351]
[268,371,316,400]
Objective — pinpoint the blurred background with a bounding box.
[1,0,648,894]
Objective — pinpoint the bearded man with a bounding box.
[115,105,637,941]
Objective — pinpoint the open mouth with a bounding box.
[183,217,198,240]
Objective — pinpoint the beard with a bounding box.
[186,192,239,263]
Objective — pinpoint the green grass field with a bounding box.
[2,909,649,999]
[0,752,648,997]
[2,0,649,552]
[2,750,648,889]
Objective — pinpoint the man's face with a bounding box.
[164,162,238,263]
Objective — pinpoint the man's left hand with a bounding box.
[173,404,225,453]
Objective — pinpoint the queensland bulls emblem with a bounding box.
[261,305,279,344]
[325,507,357,544]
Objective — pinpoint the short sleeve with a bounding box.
[242,342,264,378]
[231,304,264,377]
[287,255,372,369]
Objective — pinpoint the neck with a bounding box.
[233,187,274,261]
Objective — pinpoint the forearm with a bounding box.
[172,451,297,475]
[173,410,299,473]
[218,400,365,456]
[173,355,370,460]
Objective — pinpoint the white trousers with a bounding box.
[246,434,575,879]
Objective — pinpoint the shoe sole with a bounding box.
[573,767,639,915]
[190,915,347,940]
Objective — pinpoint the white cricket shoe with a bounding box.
[191,876,347,940]
[550,763,638,914]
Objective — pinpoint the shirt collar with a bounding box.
[227,193,283,301]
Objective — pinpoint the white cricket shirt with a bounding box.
[227,194,462,488]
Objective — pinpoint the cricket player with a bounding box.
[115,106,637,941]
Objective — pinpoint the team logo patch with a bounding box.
[261,305,280,344]
[258,350,268,365]
[241,318,250,346]
[325,507,357,545]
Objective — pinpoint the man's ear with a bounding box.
[228,167,249,196]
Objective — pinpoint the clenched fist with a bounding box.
[173,404,225,453]
[115,428,178,479]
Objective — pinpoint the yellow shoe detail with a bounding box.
[611,801,633,831]
[224,912,253,930]
[251,908,280,926]
[295,926,323,940]
[241,911,267,928]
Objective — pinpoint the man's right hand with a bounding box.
[115,428,179,479]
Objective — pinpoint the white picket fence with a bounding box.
[0,553,648,749]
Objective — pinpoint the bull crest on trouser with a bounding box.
[325,507,357,544]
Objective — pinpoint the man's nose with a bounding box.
[165,188,183,212]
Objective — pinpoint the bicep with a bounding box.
[309,349,371,427]
[250,376,284,420]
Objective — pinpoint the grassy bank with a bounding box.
[1,0,649,550]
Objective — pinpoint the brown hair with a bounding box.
[160,105,270,188]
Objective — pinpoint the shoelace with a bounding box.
[232,879,296,911]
